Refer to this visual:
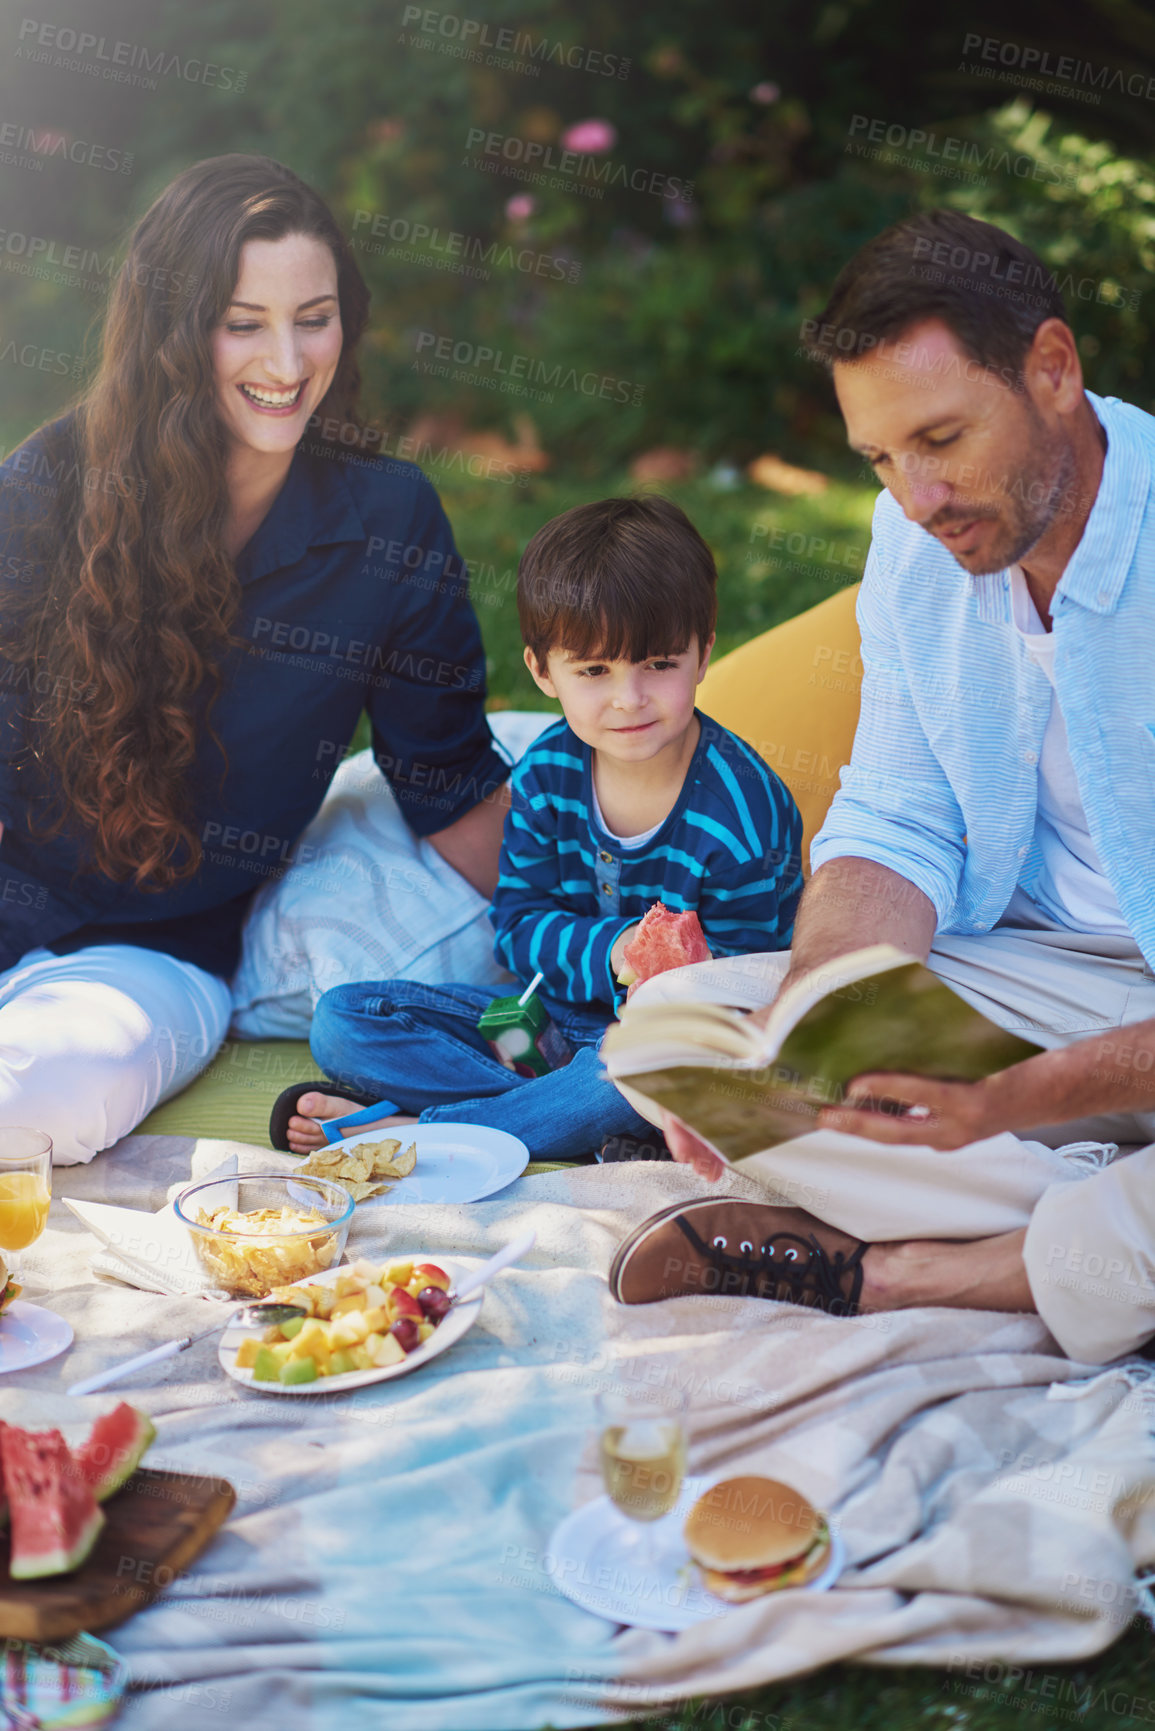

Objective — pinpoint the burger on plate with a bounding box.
[683,1475,831,1601]
[0,1250,21,1315]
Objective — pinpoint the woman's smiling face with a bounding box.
[212,232,343,458]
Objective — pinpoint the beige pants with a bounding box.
[627,916,1155,1363]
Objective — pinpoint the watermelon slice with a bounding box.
[618,903,711,993]
[1,1424,105,1579]
[72,1402,156,1502]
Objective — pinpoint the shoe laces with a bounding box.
[678,1216,867,1315]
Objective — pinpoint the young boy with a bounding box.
[276,495,803,1161]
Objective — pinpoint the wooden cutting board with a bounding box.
[0,1467,236,1641]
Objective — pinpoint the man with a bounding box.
[609,208,1155,1364]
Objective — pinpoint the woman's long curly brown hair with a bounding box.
[3,154,370,889]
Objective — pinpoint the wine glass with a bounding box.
[0,1127,53,1281]
[595,1387,688,1583]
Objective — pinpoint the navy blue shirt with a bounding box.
[0,419,510,977]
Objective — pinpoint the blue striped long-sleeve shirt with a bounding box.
[490,710,804,1011]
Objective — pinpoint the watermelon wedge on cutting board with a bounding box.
[0,1425,105,1580]
[0,1402,235,1641]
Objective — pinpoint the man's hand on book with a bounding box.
[660,1111,727,1181]
[818,1072,996,1150]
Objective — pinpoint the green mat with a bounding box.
[137,1040,324,1150]
[136,1038,574,1171]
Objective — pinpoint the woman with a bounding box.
[0,154,510,1164]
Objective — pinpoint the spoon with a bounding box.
[65,1301,307,1398]
[64,1231,538,1396]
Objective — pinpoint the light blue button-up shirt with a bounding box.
[811,390,1155,968]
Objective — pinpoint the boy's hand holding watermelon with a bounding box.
[615,903,712,1000]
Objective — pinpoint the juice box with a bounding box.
[477,991,571,1077]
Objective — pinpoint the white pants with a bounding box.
[0,946,232,1165]
[630,919,1155,1362]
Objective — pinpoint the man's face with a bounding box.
[833,319,1077,576]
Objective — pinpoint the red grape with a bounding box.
[390,1317,420,1353]
[417,1286,452,1322]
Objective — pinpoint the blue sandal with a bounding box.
[268,1081,402,1152]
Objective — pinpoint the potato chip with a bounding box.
[341,1178,390,1202]
[297,1147,353,1177]
[364,1139,403,1176]
[292,1135,416,1205]
[299,1145,373,1184]
[393,1141,418,1178]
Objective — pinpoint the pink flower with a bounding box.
[505,195,537,222]
[561,118,617,155]
[750,81,780,104]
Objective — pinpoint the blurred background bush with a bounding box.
[1,0,1153,700]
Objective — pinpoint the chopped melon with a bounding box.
[252,1346,281,1382]
[280,1356,318,1386]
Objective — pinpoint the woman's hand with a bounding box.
[817,1072,999,1150]
[660,1111,727,1180]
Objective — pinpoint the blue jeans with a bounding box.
[308,980,653,1160]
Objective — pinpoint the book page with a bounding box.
[605,959,1041,1161]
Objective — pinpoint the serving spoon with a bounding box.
[65,1301,307,1398]
[64,1230,538,1397]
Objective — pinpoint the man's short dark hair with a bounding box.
[806,209,1067,382]
[517,495,717,667]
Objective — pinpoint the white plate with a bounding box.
[219,1255,482,1395]
[548,1474,845,1631]
[0,1299,74,1373]
[326,1123,528,1207]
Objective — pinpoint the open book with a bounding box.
[601,945,1041,1160]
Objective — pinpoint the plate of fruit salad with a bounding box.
[218,1253,481,1394]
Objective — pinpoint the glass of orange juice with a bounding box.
[0,1128,53,1270]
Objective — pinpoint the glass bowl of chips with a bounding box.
[174,1174,355,1299]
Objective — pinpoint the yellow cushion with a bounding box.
[699,582,862,871]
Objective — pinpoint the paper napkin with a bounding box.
[63,1154,239,1298]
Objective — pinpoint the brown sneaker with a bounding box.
[609,1197,869,1311]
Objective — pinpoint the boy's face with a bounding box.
[524,634,715,764]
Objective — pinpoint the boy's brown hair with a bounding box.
[517,495,717,668]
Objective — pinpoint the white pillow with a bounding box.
[229,710,557,1039]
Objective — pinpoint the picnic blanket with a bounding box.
[11,1130,1155,1731]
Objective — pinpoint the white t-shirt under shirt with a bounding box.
[591,783,664,850]
[1010,566,1132,938]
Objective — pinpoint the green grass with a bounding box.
[610,1618,1155,1730]
[436,469,875,707]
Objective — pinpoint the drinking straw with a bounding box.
[517,970,544,1007]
